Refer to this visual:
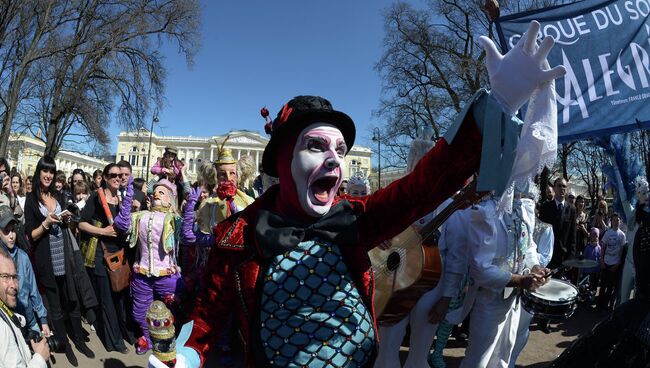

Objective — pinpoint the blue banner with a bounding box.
[497,0,650,142]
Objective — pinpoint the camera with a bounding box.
[25,329,66,353]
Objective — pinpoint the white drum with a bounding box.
[521,279,578,320]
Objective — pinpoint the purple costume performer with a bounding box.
[117,179,182,355]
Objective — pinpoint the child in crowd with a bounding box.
[0,205,50,336]
[583,228,602,297]
[597,213,626,311]
[73,181,91,210]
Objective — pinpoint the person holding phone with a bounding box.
[23,156,95,366]
[78,163,135,354]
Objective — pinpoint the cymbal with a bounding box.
[562,259,598,268]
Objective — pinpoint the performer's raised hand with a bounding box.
[187,186,201,205]
[479,20,566,116]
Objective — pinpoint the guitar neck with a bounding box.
[417,198,468,238]
[416,179,489,239]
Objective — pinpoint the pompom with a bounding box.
[260,107,270,119]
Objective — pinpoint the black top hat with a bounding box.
[262,96,356,177]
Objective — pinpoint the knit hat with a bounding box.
[590,227,600,238]
[261,96,356,177]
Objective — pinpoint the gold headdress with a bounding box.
[214,135,236,165]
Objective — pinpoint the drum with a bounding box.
[521,279,578,320]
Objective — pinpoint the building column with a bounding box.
[210,147,214,162]
[237,149,241,160]
[255,151,259,170]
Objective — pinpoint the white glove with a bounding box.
[479,20,566,116]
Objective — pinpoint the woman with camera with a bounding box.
[23,156,96,366]
[78,163,134,354]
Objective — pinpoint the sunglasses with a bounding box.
[107,173,127,179]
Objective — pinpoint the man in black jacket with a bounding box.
[539,177,577,270]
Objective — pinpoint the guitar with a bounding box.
[368,179,489,325]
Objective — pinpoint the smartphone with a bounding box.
[56,210,72,218]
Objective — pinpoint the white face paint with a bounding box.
[291,123,347,217]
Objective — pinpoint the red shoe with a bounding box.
[136,336,151,355]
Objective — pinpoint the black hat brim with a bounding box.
[262,110,356,177]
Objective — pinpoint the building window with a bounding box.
[120,155,125,161]
[130,155,137,166]
[132,146,137,152]
[141,156,147,168]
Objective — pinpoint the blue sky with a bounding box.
[108,0,413,153]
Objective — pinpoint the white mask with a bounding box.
[291,123,347,217]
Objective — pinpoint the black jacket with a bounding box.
[539,199,577,269]
[23,192,97,309]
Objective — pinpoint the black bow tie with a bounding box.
[255,201,359,258]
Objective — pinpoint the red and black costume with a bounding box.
[184,96,483,367]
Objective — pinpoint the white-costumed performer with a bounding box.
[461,19,562,367]
[374,127,456,368]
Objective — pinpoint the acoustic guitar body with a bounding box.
[368,225,442,326]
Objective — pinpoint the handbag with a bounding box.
[101,241,131,293]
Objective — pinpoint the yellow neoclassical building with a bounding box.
[116,129,373,182]
[7,133,110,177]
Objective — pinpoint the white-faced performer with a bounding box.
[148,21,565,368]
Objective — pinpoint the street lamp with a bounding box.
[146,115,159,182]
[372,128,381,189]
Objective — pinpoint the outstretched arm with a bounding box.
[181,187,214,246]
[358,21,565,247]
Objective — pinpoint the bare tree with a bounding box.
[0,0,59,157]
[374,0,566,168]
[4,0,200,158]
[568,141,609,210]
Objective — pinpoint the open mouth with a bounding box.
[310,176,339,204]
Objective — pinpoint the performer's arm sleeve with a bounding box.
[440,211,469,297]
[184,249,238,365]
[468,202,511,290]
[522,199,540,269]
[358,94,484,247]
[535,227,554,268]
[113,180,133,233]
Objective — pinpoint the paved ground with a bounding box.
[48,304,609,367]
